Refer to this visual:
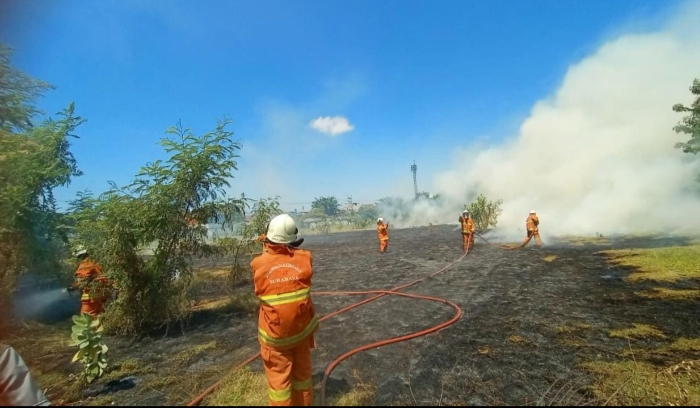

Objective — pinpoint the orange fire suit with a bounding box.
[72,259,111,317]
[522,214,542,246]
[459,216,475,251]
[251,244,317,406]
[377,222,389,253]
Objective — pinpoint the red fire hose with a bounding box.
[186,249,469,407]
[312,290,463,405]
[474,232,523,250]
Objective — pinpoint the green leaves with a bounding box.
[673,78,700,155]
[70,313,108,384]
[0,42,85,300]
[68,118,247,334]
[312,196,340,216]
[465,194,504,231]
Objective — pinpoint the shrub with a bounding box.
[465,193,503,231]
[70,313,108,384]
[68,118,246,334]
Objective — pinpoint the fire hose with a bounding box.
[473,232,524,250]
[186,248,470,406]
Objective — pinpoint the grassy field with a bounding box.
[580,241,700,405]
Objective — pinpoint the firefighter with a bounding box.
[458,210,475,251]
[376,218,389,253]
[250,214,316,406]
[522,210,542,246]
[67,246,111,317]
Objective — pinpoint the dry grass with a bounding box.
[206,367,375,406]
[542,255,558,262]
[609,323,666,340]
[173,340,220,366]
[207,367,268,406]
[196,268,230,281]
[559,236,611,246]
[556,323,592,334]
[582,360,700,406]
[102,357,154,382]
[634,287,700,300]
[193,293,258,314]
[508,335,536,347]
[622,337,700,360]
[669,338,700,352]
[598,244,700,283]
[330,375,376,406]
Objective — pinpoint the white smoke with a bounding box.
[388,3,700,241]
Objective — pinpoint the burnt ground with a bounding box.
[8,226,700,406]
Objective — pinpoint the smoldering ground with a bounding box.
[19,226,699,405]
[378,2,700,242]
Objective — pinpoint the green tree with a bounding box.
[0,43,84,302]
[465,194,503,231]
[673,78,700,155]
[0,43,54,132]
[69,118,246,334]
[215,196,282,288]
[357,204,378,221]
[312,196,340,216]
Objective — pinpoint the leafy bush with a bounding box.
[0,43,83,303]
[215,197,282,287]
[68,119,246,334]
[465,194,503,231]
[70,313,108,384]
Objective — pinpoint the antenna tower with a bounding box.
[410,160,418,199]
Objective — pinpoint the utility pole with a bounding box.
[346,195,357,213]
[411,160,418,199]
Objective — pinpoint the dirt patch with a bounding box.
[4,227,700,406]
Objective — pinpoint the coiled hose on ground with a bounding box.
[186,247,470,406]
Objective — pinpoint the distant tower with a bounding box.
[410,160,418,199]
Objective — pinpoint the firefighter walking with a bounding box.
[376,217,389,253]
[251,214,317,406]
[68,245,111,317]
[459,210,475,251]
[522,210,542,246]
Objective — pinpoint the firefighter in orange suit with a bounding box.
[522,210,542,246]
[67,246,111,317]
[377,217,389,253]
[250,214,316,406]
[459,210,475,251]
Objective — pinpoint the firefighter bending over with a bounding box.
[376,217,389,253]
[67,246,111,317]
[522,210,542,246]
[251,214,316,406]
[459,210,475,251]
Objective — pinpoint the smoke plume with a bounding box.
[388,3,700,241]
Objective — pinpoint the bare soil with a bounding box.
[8,226,700,406]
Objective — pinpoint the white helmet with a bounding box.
[266,214,303,246]
[73,245,88,258]
[530,210,536,214]
[377,217,384,223]
[463,210,469,214]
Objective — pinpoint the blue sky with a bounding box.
[0,0,681,212]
